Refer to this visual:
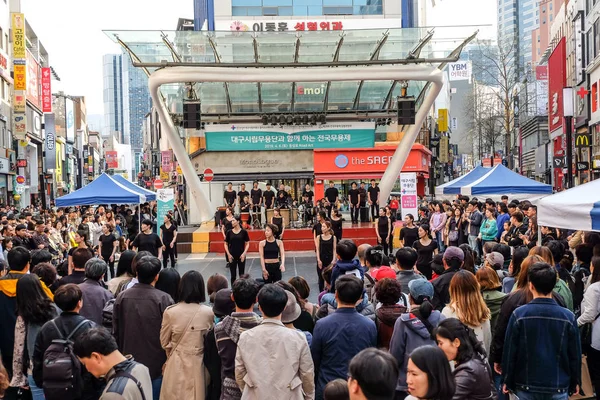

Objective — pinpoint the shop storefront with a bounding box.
[313,144,431,200]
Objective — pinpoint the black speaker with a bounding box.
[183,102,201,129]
[397,97,416,125]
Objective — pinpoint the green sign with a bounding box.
[156,189,174,234]
[204,124,375,151]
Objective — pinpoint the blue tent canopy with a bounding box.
[462,164,552,196]
[56,173,146,207]
[111,174,156,201]
[436,166,491,195]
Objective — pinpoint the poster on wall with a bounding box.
[400,172,418,220]
[157,189,174,230]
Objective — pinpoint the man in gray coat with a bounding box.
[79,259,114,326]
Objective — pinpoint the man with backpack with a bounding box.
[32,283,99,400]
[74,327,152,400]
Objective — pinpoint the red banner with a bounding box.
[41,67,52,113]
[548,38,566,133]
[105,151,118,169]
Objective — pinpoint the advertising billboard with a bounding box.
[548,38,566,133]
[105,151,118,169]
[66,98,75,143]
[42,68,52,113]
[27,51,41,109]
[11,13,25,59]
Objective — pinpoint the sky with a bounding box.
[22,0,193,115]
[21,0,496,117]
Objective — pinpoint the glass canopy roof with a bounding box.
[104,26,487,118]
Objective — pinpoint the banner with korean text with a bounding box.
[400,173,418,220]
[42,68,52,112]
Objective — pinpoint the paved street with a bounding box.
[173,251,322,304]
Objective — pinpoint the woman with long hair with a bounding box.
[434,319,496,400]
[330,208,343,243]
[288,276,318,320]
[413,224,438,280]
[429,201,447,252]
[160,214,178,268]
[224,216,250,285]
[14,275,58,400]
[458,244,476,274]
[522,216,538,248]
[502,246,528,293]
[270,208,284,240]
[578,256,600,393]
[376,208,391,256]
[442,270,492,353]
[259,223,285,284]
[390,279,446,399]
[447,207,462,248]
[315,221,336,292]
[160,270,214,400]
[475,267,507,332]
[405,345,455,400]
[107,250,136,295]
[528,245,554,265]
[479,208,498,246]
[363,245,384,301]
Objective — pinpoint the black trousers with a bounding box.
[359,203,368,222]
[163,246,176,268]
[326,205,333,219]
[379,235,389,255]
[228,256,246,284]
[370,203,379,221]
[102,255,115,280]
[317,257,332,292]
[265,262,281,283]
[588,346,600,395]
[350,204,359,223]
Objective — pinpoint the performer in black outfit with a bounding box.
[276,184,289,208]
[263,183,275,210]
[224,216,250,284]
[348,181,360,224]
[237,183,249,209]
[324,181,339,219]
[358,182,368,223]
[223,182,237,207]
[302,184,314,206]
[368,179,380,222]
[250,181,262,223]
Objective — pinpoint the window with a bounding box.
[263,6,278,15]
[0,28,3,51]
[550,14,552,21]
[595,19,600,58]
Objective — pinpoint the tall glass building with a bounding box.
[102,54,125,140]
[497,0,537,74]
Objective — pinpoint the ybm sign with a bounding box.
[448,61,472,82]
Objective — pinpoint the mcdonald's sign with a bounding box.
[574,133,592,148]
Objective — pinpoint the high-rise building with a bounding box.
[102,54,125,141]
[194,0,215,30]
[497,0,537,74]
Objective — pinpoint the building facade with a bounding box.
[102,54,125,141]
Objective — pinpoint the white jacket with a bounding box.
[578,280,600,351]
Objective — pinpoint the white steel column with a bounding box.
[148,65,443,223]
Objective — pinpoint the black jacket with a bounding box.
[453,357,496,400]
[506,224,527,247]
[32,311,99,400]
[490,289,566,365]
[432,266,460,311]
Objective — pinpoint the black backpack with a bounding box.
[42,319,89,400]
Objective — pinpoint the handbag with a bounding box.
[570,355,594,399]
[580,311,600,354]
[448,230,459,242]
[3,387,33,400]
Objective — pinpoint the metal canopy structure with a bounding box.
[106,27,481,121]
[105,26,481,222]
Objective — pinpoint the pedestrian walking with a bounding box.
[404,346,455,400]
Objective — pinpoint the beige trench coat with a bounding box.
[160,302,214,400]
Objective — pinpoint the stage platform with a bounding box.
[176,221,400,254]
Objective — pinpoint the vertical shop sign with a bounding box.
[42,68,52,112]
[161,150,173,172]
[157,189,174,228]
[44,114,56,171]
[400,172,418,220]
[11,13,26,59]
[14,64,26,90]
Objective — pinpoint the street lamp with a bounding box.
[563,87,574,189]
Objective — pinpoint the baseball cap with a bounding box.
[281,290,301,324]
[212,289,235,318]
[443,246,464,262]
[408,279,434,302]
[485,252,504,269]
[371,266,397,281]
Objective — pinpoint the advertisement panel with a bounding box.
[14,64,26,91]
[13,114,26,140]
[204,123,375,151]
[41,68,52,112]
[105,151,118,169]
[161,150,173,172]
[26,52,41,109]
[400,173,418,220]
[447,61,472,81]
[13,91,26,113]
[44,113,56,171]
[11,13,25,59]
[66,99,75,142]
[157,189,174,230]
[548,38,566,133]
[438,109,448,132]
[218,18,402,32]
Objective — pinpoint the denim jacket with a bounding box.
[502,298,581,394]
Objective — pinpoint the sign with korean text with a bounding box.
[14,91,26,113]
[157,189,174,229]
[548,38,566,133]
[400,173,418,220]
[105,151,118,169]
[55,146,63,179]
[161,150,173,172]
[204,123,375,151]
[66,99,75,143]
[438,109,448,132]
[13,114,26,139]
[221,18,402,32]
[0,157,8,174]
[439,136,449,163]
[26,51,41,109]
[447,61,472,82]
[44,113,56,171]
[11,13,26,59]
[41,68,52,112]
[160,171,169,181]
[14,64,26,90]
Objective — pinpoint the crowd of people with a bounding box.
[0,192,598,400]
